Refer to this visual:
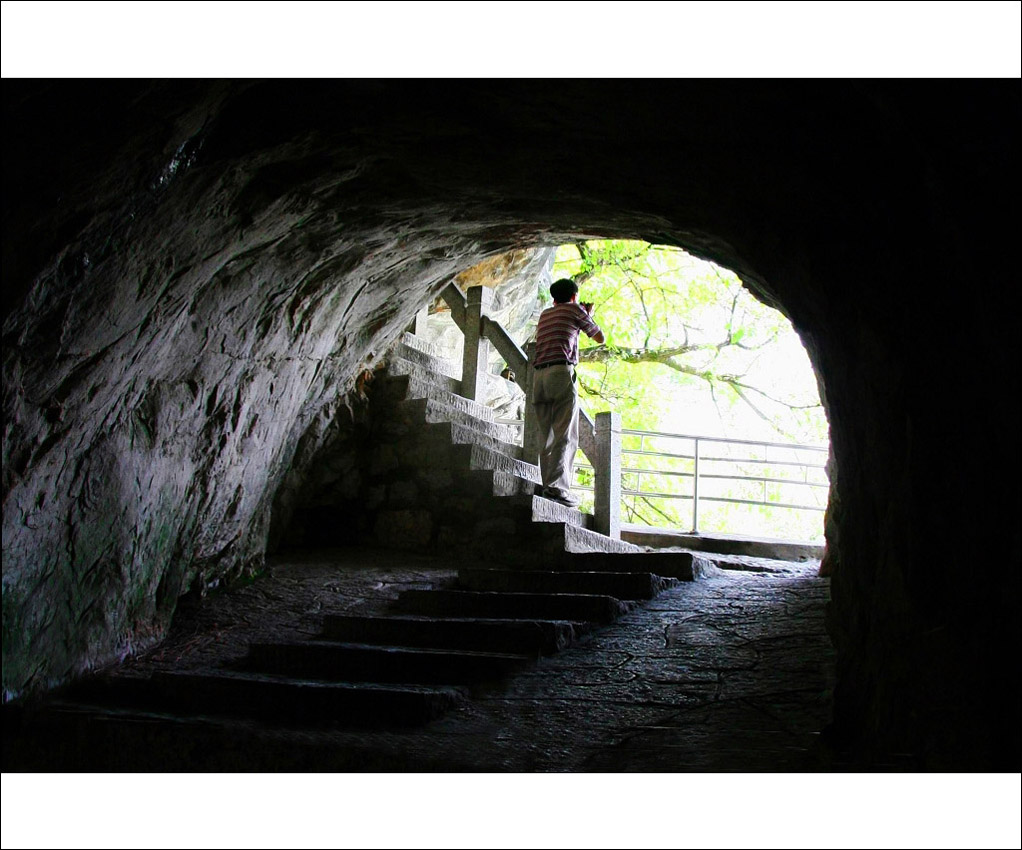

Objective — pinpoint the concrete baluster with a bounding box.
[461,286,493,401]
[521,341,543,467]
[412,305,429,337]
[594,410,622,539]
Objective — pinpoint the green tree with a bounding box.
[553,240,827,444]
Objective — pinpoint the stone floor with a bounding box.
[6,546,1017,848]
[106,544,837,772]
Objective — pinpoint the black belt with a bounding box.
[534,360,575,370]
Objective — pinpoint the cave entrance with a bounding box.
[418,242,830,547]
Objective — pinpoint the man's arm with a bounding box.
[580,302,605,344]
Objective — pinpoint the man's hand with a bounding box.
[580,301,594,315]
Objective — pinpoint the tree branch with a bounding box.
[637,495,681,525]
[576,371,637,407]
[579,342,723,364]
[572,241,650,287]
[727,378,821,410]
[578,346,820,413]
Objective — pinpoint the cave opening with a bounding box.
[1,78,1017,787]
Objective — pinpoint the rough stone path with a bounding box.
[7,546,834,771]
[392,552,834,771]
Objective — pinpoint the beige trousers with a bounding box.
[532,364,579,499]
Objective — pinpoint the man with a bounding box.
[531,277,605,507]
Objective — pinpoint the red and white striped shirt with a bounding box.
[534,302,602,367]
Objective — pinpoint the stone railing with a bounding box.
[431,283,620,539]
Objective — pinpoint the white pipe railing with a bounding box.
[575,428,828,535]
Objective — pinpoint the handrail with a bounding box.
[622,427,827,453]
[480,315,528,377]
[441,282,468,331]
[576,407,597,464]
[571,482,826,514]
[430,283,615,537]
[576,461,829,489]
[438,283,595,453]
[622,448,829,470]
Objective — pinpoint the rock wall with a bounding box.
[425,246,554,372]
[2,80,1018,768]
[2,82,493,695]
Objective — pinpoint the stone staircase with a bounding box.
[8,333,715,765]
[370,333,639,562]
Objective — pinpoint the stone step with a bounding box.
[400,331,452,361]
[560,522,648,555]
[387,355,461,395]
[620,528,825,562]
[471,492,594,530]
[2,702,456,772]
[394,340,462,381]
[241,640,530,685]
[397,334,525,406]
[433,492,595,555]
[457,568,674,600]
[65,670,463,728]
[558,550,717,581]
[450,442,541,484]
[378,369,464,403]
[379,338,522,434]
[396,438,537,484]
[318,614,585,656]
[449,468,541,499]
[447,519,641,569]
[395,589,628,624]
[403,398,520,444]
[519,492,595,529]
[382,374,495,422]
[491,417,525,448]
[425,420,524,461]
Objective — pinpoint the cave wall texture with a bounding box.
[2,80,1018,769]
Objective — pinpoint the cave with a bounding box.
[2,79,1019,778]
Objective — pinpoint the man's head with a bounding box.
[550,278,579,304]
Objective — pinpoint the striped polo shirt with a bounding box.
[534,301,602,367]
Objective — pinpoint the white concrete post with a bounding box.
[594,410,621,539]
[412,305,429,337]
[521,341,543,466]
[462,286,493,401]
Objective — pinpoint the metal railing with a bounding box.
[574,428,828,535]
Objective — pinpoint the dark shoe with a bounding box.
[542,488,580,508]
